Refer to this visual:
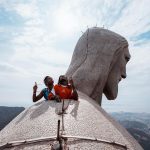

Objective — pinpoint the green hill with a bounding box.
[0,106,25,130]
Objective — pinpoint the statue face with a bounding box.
[103,46,130,100]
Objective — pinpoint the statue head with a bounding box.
[66,27,130,105]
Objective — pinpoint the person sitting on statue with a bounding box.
[54,75,78,100]
[32,76,60,102]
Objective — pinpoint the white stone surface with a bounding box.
[0,92,143,149]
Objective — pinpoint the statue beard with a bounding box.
[103,78,118,100]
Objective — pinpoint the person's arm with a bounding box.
[69,78,78,100]
[71,90,78,100]
[32,82,43,102]
[51,95,61,102]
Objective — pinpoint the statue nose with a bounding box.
[121,74,126,79]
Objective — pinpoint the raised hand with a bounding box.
[33,82,38,92]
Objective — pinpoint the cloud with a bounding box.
[0,62,31,76]
[0,0,150,111]
[50,0,130,37]
[111,0,150,39]
[14,2,39,19]
[0,62,18,73]
[132,31,150,42]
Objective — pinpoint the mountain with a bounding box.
[0,106,25,130]
[111,112,150,150]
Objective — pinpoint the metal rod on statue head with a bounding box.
[57,120,60,141]
[56,120,63,150]
[62,99,64,113]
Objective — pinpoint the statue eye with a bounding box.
[125,56,130,62]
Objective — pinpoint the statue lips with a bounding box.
[119,77,122,82]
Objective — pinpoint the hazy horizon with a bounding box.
[1,96,150,113]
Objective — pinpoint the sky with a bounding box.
[0,0,150,113]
